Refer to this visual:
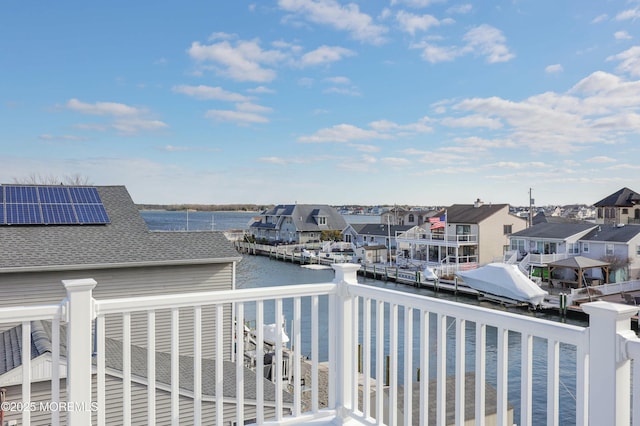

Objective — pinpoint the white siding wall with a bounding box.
[0,263,235,358]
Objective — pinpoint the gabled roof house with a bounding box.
[0,184,286,424]
[593,187,640,225]
[249,204,347,244]
[396,199,527,273]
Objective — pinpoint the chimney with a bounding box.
[474,198,484,208]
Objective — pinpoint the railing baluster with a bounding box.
[497,327,508,426]
[403,306,413,426]
[388,303,398,425]
[236,303,244,425]
[256,300,265,423]
[547,338,560,426]
[21,320,31,426]
[328,292,336,410]
[456,317,466,426]
[475,322,486,426]
[311,295,319,414]
[147,311,156,426]
[193,306,202,426]
[576,344,588,426]
[51,316,61,426]
[351,294,359,414]
[376,299,384,424]
[521,333,533,426]
[436,313,446,425]
[275,298,284,420]
[123,312,131,426]
[420,309,429,426]
[362,297,371,419]
[96,315,106,426]
[170,308,179,426]
[293,297,302,416]
[215,304,224,425]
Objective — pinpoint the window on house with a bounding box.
[583,243,589,253]
[606,243,614,256]
[456,225,471,235]
[317,216,326,225]
[636,245,640,256]
[408,214,415,223]
[568,243,579,254]
[503,224,512,235]
[622,208,629,215]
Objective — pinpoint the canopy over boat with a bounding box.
[456,263,548,307]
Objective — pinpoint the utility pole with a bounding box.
[529,188,534,228]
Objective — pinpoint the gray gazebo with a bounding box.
[546,256,610,288]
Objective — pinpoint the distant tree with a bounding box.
[13,173,92,185]
[321,230,342,241]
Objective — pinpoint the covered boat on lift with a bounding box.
[456,263,548,307]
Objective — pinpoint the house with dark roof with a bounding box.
[249,204,347,244]
[342,223,413,249]
[508,221,640,284]
[0,184,288,424]
[593,187,640,225]
[395,199,527,272]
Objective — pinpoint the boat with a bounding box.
[456,263,548,307]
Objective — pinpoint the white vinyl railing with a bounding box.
[2,265,640,425]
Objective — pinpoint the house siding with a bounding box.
[477,206,526,265]
[0,263,235,359]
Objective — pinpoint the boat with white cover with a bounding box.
[456,263,548,307]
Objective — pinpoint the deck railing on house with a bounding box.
[2,264,640,425]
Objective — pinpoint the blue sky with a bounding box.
[2,1,640,207]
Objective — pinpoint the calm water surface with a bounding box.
[142,210,581,425]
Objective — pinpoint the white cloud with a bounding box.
[65,99,167,135]
[462,24,514,63]
[248,86,276,94]
[615,8,640,21]
[447,4,472,14]
[66,98,141,116]
[298,124,386,142]
[278,0,388,45]
[325,76,351,84]
[591,14,608,24]
[298,45,355,67]
[323,87,361,96]
[349,143,380,153]
[381,157,411,167]
[440,115,503,129]
[172,85,249,102]
[236,102,273,113]
[545,64,564,74]
[390,0,444,8]
[205,109,269,124]
[39,134,89,142]
[417,43,461,63]
[396,11,441,35]
[188,39,287,82]
[607,46,640,77]
[614,31,632,40]
[586,156,616,163]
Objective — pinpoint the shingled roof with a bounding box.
[250,204,347,232]
[593,187,640,207]
[510,222,597,239]
[446,204,510,224]
[0,185,241,272]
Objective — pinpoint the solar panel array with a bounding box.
[0,186,110,225]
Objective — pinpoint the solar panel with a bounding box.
[0,185,110,226]
[6,203,42,224]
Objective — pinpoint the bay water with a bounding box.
[141,210,580,425]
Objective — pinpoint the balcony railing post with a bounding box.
[582,301,638,426]
[62,278,97,426]
[331,263,360,421]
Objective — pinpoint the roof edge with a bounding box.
[0,257,242,274]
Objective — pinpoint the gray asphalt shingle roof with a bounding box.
[250,204,347,232]
[350,223,412,236]
[446,204,509,224]
[593,187,640,207]
[0,185,241,272]
[510,222,597,239]
[581,224,640,243]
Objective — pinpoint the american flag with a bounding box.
[429,214,446,230]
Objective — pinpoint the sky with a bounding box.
[2,1,640,207]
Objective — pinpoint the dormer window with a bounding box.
[317,216,327,225]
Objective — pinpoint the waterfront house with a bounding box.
[593,186,640,225]
[0,184,285,424]
[248,204,347,244]
[578,224,640,282]
[396,199,527,273]
[380,207,438,226]
[342,223,412,250]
